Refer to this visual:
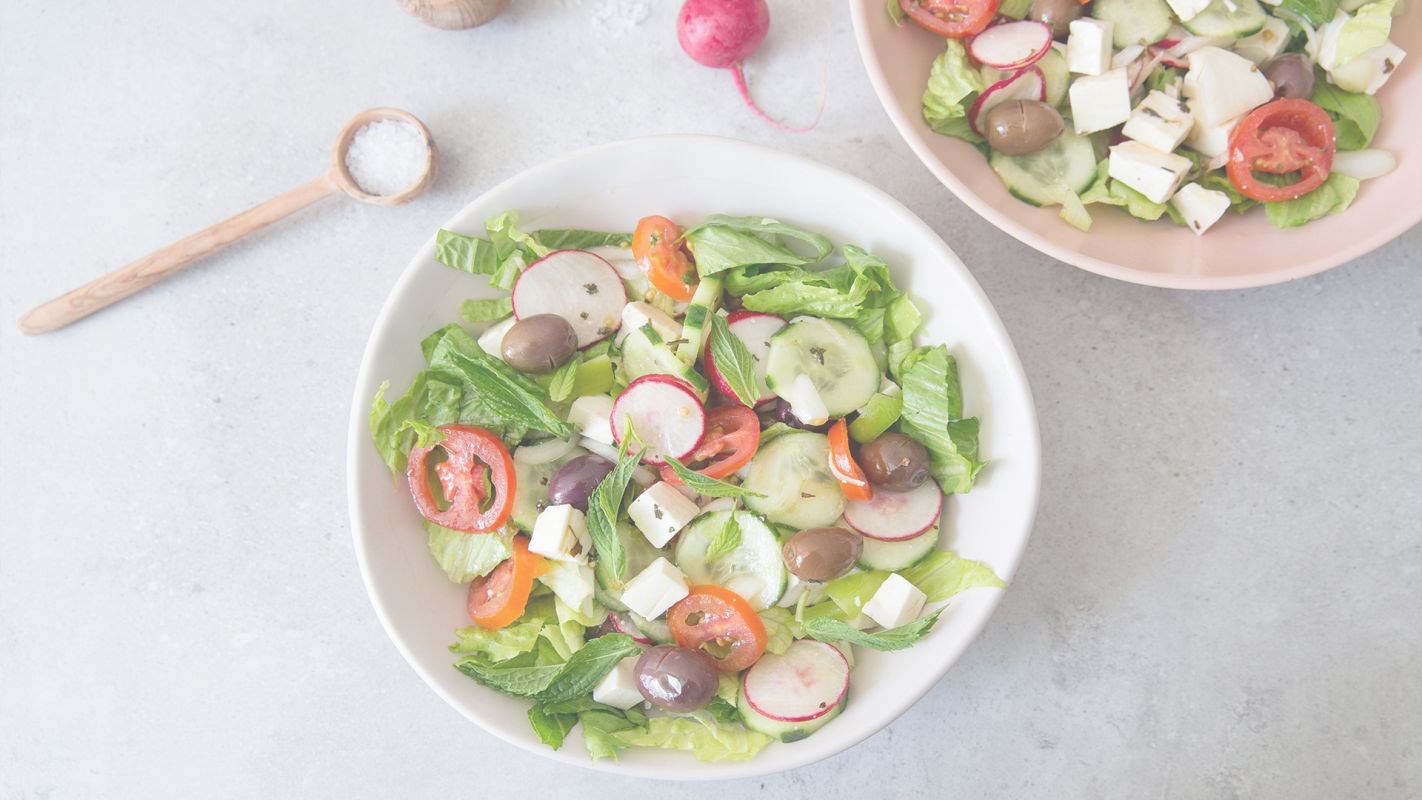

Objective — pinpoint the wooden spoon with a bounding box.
[17,107,435,335]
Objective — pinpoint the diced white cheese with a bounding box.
[784,373,829,426]
[1182,46,1273,126]
[627,482,700,548]
[592,655,644,710]
[476,315,517,359]
[1108,141,1193,204]
[1069,69,1132,134]
[1170,183,1232,235]
[1233,17,1291,65]
[618,301,680,344]
[1329,41,1406,95]
[1122,90,1195,154]
[862,574,928,630]
[1067,19,1114,76]
[568,394,615,446]
[619,557,690,620]
[1184,107,1241,158]
[1164,0,1212,20]
[538,560,596,617]
[529,504,591,564]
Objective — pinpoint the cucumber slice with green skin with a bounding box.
[629,611,674,644]
[858,525,941,571]
[1092,0,1176,47]
[848,392,903,443]
[739,686,845,743]
[675,511,787,610]
[990,126,1098,207]
[1038,46,1070,108]
[676,277,722,365]
[742,431,847,529]
[1181,0,1267,37]
[620,324,711,399]
[738,640,850,742]
[510,445,588,531]
[764,318,880,417]
[594,520,670,610]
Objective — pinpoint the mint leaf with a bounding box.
[704,510,742,562]
[454,633,640,701]
[661,455,764,499]
[802,607,944,651]
[584,431,641,579]
[547,357,580,403]
[707,314,762,407]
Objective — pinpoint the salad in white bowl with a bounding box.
[367,210,1007,763]
[891,0,1406,233]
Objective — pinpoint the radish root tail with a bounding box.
[730,62,824,133]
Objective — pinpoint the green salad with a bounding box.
[369,211,1005,762]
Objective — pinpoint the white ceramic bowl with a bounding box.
[346,136,1041,779]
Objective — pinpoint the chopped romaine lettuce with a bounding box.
[899,551,1006,601]
[1264,173,1361,228]
[683,215,832,277]
[899,345,984,494]
[450,618,543,662]
[922,41,986,145]
[611,713,773,762]
[758,606,799,655]
[1310,79,1383,150]
[425,521,513,583]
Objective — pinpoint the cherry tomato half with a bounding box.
[669,585,769,672]
[407,425,516,532]
[1227,98,1335,203]
[467,535,545,630]
[899,0,1000,39]
[659,404,761,484]
[827,419,873,502]
[631,215,699,303]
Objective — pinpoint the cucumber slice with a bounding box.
[1092,0,1175,47]
[1038,46,1070,109]
[676,276,722,365]
[629,611,674,644]
[858,525,941,571]
[990,126,1098,207]
[1181,0,1267,37]
[743,431,847,529]
[594,520,670,610]
[738,640,849,743]
[675,511,787,610]
[620,323,710,399]
[510,445,587,531]
[764,318,880,417]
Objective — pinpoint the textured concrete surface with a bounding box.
[1,1,1418,797]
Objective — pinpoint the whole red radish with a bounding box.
[676,0,820,132]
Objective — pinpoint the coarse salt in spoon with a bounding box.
[17,107,436,335]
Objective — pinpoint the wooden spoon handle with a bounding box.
[18,175,337,335]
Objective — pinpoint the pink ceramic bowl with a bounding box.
[850,0,1421,289]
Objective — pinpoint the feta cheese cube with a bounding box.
[1164,0,1211,21]
[1108,141,1193,204]
[476,315,517,359]
[628,482,701,548]
[862,574,928,630]
[1069,69,1132,134]
[538,560,596,617]
[1183,46,1273,126]
[568,394,615,446]
[529,504,591,564]
[592,655,645,710]
[619,557,690,620]
[1122,90,1194,153]
[618,301,681,344]
[784,373,829,426]
[1170,183,1232,235]
[1184,108,1241,158]
[1067,19,1113,76]
[1233,17,1290,64]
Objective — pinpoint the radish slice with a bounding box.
[742,640,850,723]
[512,250,626,349]
[512,437,576,466]
[704,310,786,406]
[610,375,707,465]
[842,481,943,542]
[968,67,1046,136]
[608,611,652,645]
[969,21,1052,70]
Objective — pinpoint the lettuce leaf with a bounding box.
[450,618,543,661]
[922,40,986,145]
[455,633,641,701]
[735,244,903,322]
[426,326,574,440]
[528,705,579,750]
[1310,79,1382,150]
[1079,161,1170,222]
[1331,0,1396,66]
[758,606,799,655]
[1277,0,1338,26]
[460,298,512,323]
[369,376,444,474]
[1264,173,1361,228]
[899,551,1006,601]
[611,713,772,762]
[425,521,513,583]
[529,229,631,251]
[898,345,984,494]
[683,215,832,277]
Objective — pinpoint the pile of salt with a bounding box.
[344,120,427,197]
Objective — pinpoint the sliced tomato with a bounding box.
[467,535,545,630]
[899,0,999,38]
[1227,99,1335,203]
[658,404,760,484]
[407,425,516,532]
[669,585,768,672]
[631,215,699,303]
[827,419,873,502]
